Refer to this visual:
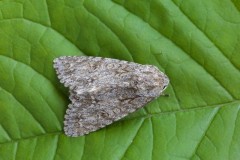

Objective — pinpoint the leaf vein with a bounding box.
[82,1,134,61]
[119,118,145,160]
[0,131,62,145]
[0,86,46,134]
[190,107,220,159]
[53,135,60,160]
[111,0,236,99]
[172,1,240,71]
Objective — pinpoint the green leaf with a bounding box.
[0,0,240,159]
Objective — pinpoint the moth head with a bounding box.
[135,66,169,98]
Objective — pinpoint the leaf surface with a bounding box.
[0,0,240,160]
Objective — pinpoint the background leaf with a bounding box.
[0,0,240,160]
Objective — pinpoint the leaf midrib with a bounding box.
[0,99,239,145]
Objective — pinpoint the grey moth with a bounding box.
[53,56,169,137]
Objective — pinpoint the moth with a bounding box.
[53,56,169,137]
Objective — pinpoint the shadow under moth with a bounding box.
[53,56,169,137]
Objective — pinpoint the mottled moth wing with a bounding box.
[54,56,169,137]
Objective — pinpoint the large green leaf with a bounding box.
[0,0,240,159]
